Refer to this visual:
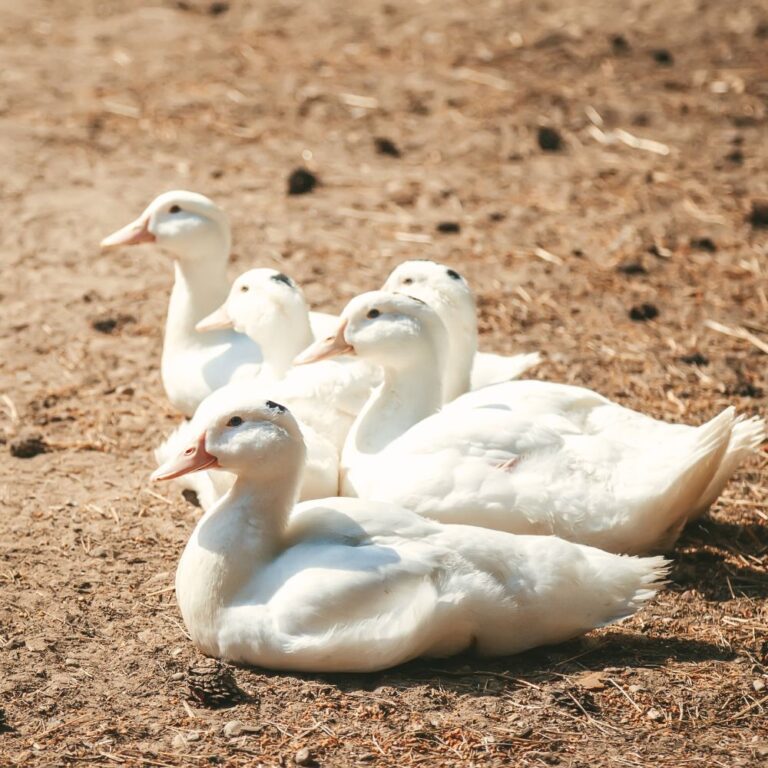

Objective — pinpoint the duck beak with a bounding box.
[151,431,219,482]
[196,305,233,333]
[293,319,353,365]
[100,216,156,250]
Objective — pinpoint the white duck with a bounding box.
[382,260,541,401]
[152,390,668,673]
[100,191,337,416]
[296,292,766,554]
[196,268,378,451]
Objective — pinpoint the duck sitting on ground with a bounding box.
[152,387,668,673]
[296,291,765,554]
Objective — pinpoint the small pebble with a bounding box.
[629,303,659,322]
[748,199,768,228]
[753,679,766,693]
[374,137,401,157]
[10,434,48,459]
[679,352,709,366]
[651,48,673,66]
[690,236,716,252]
[610,34,630,54]
[295,746,315,766]
[436,221,461,234]
[287,168,318,196]
[171,672,185,681]
[616,262,647,275]
[646,708,664,721]
[223,720,244,738]
[208,1,229,14]
[726,149,744,165]
[537,126,563,152]
[171,734,187,750]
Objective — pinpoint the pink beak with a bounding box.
[196,305,234,333]
[293,320,354,365]
[100,216,156,249]
[151,431,219,482]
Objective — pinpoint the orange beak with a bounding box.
[100,216,156,249]
[293,320,353,365]
[151,431,219,482]
[196,305,234,333]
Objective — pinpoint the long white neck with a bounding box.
[254,313,314,380]
[175,466,300,654]
[435,297,477,402]
[165,257,231,353]
[343,345,443,465]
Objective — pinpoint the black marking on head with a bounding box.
[367,308,381,319]
[226,416,243,427]
[265,400,287,413]
[446,268,462,280]
[239,284,250,293]
[169,205,182,214]
[270,272,295,288]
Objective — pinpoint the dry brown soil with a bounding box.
[1,0,767,765]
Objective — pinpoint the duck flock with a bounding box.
[100,190,765,673]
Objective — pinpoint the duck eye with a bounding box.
[169,205,182,214]
[367,308,380,319]
[446,269,461,280]
[403,277,414,285]
[265,400,286,413]
[240,285,249,293]
[226,416,243,427]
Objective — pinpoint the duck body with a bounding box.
[344,380,743,554]
[155,393,667,673]
[178,495,666,672]
[298,292,765,555]
[101,191,263,416]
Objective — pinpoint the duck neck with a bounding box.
[176,465,300,644]
[438,298,478,402]
[165,256,231,351]
[345,348,443,458]
[256,315,314,380]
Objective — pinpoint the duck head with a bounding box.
[100,190,231,263]
[294,290,448,372]
[382,259,476,327]
[152,384,306,482]
[196,268,309,338]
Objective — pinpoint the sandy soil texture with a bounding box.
[1,0,767,765]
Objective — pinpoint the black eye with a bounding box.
[240,285,249,293]
[169,205,182,214]
[367,308,380,319]
[226,416,243,427]
[446,269,461,280]
[270,272,294,288]
[403,277,414,285]
[265,400,287,413]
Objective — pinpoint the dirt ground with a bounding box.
[1,0,767,765]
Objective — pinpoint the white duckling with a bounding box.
[296,292,765,554]
[382,260,541,401]
[152,390,668,673]
[100,192,335,415]
[196,268,379,451]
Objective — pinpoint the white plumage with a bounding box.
[297,291,765,554]
[153,391,668,673]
